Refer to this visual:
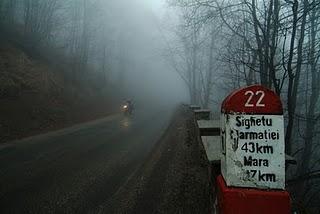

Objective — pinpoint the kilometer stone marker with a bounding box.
[221,85,285,190]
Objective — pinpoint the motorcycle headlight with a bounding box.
[123,105,128,109]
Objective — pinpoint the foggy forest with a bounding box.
[0,0,320,213]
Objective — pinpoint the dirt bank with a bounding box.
[0,36,120,143]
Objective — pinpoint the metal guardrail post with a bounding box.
[190,105,201,110]
[194,109,211,120]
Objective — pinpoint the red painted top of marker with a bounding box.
[221,85,283,114]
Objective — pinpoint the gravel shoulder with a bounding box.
[104,105,212,214]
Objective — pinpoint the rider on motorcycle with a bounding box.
[123,99,134,115]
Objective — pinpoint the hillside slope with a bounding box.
[0,37,119,143]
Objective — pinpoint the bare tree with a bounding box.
[293,0,320,201]
[23,0,60,47]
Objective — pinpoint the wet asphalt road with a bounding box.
[0,108,173,214]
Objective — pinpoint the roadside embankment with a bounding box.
[0,36,120,143]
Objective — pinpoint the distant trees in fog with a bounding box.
[0,0,129,89]
[167,0,320,211]
[163,7,220,108]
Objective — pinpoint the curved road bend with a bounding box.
[0,107,173,213]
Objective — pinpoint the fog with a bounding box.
[74,0,189,108]
[5,0,189,109]
[1,0,320,211]
[102,0,188,107]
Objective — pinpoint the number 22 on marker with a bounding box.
[245,90,265,107]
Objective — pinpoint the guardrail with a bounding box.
[193,108,297,167]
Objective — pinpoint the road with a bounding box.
[0,107,173,214]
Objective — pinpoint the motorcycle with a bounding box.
[122,104,133,116]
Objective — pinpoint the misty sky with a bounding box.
[108,0,187,106]
[139,0,166,17]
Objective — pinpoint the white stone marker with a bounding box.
[221,85,285,190]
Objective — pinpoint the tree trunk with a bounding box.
[251,0,267,86]
[285,0,299,155]
[296,3,319,196]
[203,27,215,108]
